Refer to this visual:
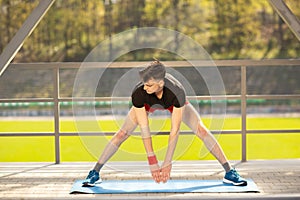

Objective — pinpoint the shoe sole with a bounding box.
[82,182,95,187]
[82,179,102,187]
[223,178,247,186]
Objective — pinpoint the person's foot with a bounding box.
[223,169,247,186]
[82,169,102,187]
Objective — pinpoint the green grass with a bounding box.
[0,117,299,162]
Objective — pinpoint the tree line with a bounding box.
[0,0,299,62]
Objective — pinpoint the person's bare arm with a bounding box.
[161,106,183,183]
[133,106,160,183]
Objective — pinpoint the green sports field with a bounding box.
[0,117,299,162]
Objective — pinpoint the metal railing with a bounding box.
[1,59,300,163]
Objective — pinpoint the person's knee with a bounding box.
[114,129,129,143]
[196,124,209,139]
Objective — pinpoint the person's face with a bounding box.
[143,78,163,94]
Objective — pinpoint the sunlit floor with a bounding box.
[0,160,299,200]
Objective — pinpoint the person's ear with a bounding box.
[158,80,164,87]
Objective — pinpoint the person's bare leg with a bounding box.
[182,104,247,186]
[93,108,138,172]
[182,104,232,172]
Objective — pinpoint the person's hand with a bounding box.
[149,163,161,183]
[147,153,161,183]
[160,162,172,183]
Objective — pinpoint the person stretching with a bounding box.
[83,59,247,186]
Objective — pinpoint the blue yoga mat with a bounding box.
[70,179,259,194]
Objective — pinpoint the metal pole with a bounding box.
[241,66,247,162]
[269,0,300,41]
[53,67,60,164]
[0,0,56,77]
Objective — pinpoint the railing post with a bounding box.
[53,67,60,164]
[241,66,247,162]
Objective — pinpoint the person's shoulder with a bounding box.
[131,81,146,108]
[132,82,144,92]
[164,73,184,90]
[131,81,144,97]
[164,73,186,107]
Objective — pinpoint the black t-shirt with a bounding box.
[131,73,186,110]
